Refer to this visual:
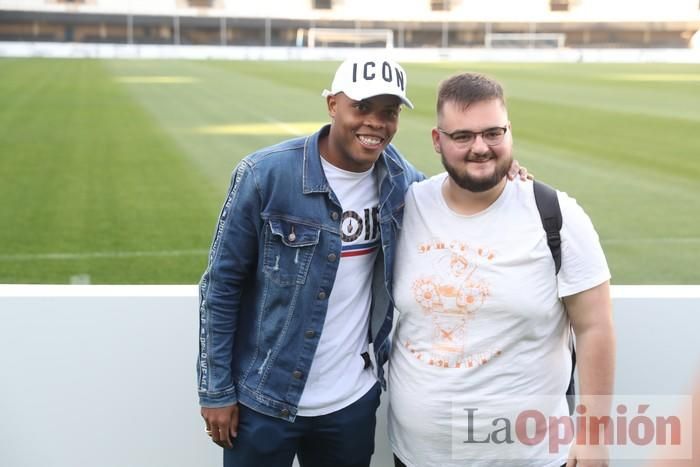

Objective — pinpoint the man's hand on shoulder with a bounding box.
[201,404,239,449]
[507,159,533,181]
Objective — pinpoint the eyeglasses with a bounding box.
[437,126,508,147]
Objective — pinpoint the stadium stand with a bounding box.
[0,0,698,48]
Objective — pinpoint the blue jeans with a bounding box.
[224,382,381,467]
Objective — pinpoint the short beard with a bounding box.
[441,152,512,193]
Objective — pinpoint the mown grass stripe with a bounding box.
[2,59,699,284]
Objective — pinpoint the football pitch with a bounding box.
[0,58,698,284]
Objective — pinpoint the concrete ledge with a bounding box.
[0,286,698,466]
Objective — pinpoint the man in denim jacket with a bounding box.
[197,58,520,466]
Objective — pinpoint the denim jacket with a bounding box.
[197,125,423,421]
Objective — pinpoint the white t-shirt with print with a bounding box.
[388,174,610,467]
[296,158,380,416]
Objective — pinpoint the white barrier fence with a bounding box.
[2,41,700,63]
[0,285,699,467]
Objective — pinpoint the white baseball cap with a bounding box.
[322,57,414,109]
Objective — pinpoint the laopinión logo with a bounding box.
[450,395,692,461]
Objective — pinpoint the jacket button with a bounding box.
[280,408,289,417]
[288,232,296,242]
[305,330,316,338]
[331,211,339,221]
[327,253,337,262]
[318,291,326,300]
[293,370,303,379]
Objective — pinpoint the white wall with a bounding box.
[0,285,699,467]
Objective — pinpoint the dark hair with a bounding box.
[436,72,505,115]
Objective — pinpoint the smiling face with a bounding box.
[433,98,513,193]
[323,92,401,172]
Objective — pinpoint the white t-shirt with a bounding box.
[388,174,610,467]
[296,158,379,416]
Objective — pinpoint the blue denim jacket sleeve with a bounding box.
[197,160,260,407]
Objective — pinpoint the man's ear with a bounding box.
[431,128,441,153]
[327,95,337,118]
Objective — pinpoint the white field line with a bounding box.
[3,237,700,262]
[0,249,209,261]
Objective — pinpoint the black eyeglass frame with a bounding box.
[437,126,509,146]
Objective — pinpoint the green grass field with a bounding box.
[0,58,698,284]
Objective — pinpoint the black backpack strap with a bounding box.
[533,180,562,275]
[566,347,577,415]
[533,180,576,415]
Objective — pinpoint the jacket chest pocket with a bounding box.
[263,219,321,286]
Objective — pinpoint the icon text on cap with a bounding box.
[351,61,405,92]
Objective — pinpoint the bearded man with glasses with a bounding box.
[388,73,615,467]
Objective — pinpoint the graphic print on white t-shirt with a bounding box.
[339,205,380,258]
[296,157,380,416]
[407,237,502,370]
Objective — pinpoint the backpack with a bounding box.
[533,180,577,416]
